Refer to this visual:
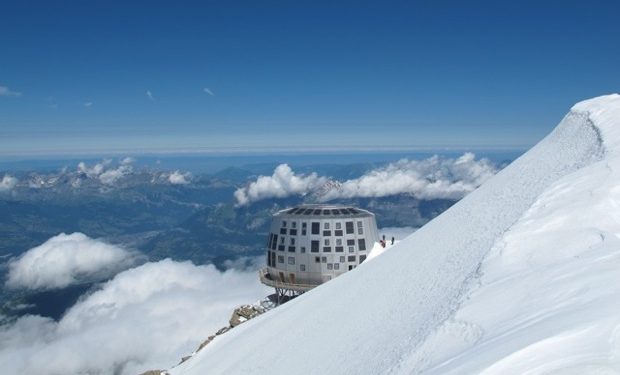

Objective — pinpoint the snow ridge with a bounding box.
[171,94,618,375]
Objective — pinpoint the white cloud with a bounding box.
[146,90,155,101]
[234,164,328,206]
[5,233,139,290]
[0,85,21,97]
[0,174,18,192]
[168,170,191,185]
[84,101,93,107]
[76,159,133,185]
[120,156,135,165]
[234,154,499,205]
[203,87,214,96]
[319,153,498,201]
[0,258,270,375]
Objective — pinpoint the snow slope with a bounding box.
[171,94,620,375]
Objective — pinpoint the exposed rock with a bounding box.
[229,304,266,327]
[138,370,168,375]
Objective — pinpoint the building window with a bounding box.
[327,263,333,270]
[324,222,330,229]
[323,247,332,252]
[357,221,364,235]
[280,237,285,244]
[360,255,367,263]
[340,256,346,263]
[324,239,330,246]
[321,257,327,263]
[300,246,306,253]
[323,230,331,236]
[335,230,343,236]
[348,255,356,262]
[346,221,354,234]
[271,234,278,250]
[336,239,342,246]
[300,264,306,271]
[311,222,320,235]
[335,222,342,229]
[302,222,307,235]
[347,239,355,246]
[311,240,319,252]
[335,246,344,252]
[278,255,285,263]
[358,239,366,251]
[289,229,297,236]
[292,221,297,228]
[334,263,340,270]
[315,256,320,263]
[280,227,287,235]
[288,257,295,265]
[290,237,295,245]
[288,246,295,252]
[278,245,285,251]
[282,220,287,227]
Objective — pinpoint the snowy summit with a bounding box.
[171,94,620,374]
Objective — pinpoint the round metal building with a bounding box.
[259,204,379,300]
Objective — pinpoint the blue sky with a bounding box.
[1,0,619,157]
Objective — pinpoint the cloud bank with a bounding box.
[234,153,499,205]
[0,174,18,192]
[76,158,134,186]
[168,170,191,185]
[234,164,328,206]
[5,233,139,290]
[0,258,270,375]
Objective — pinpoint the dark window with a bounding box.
[292,221,297,228]
[323,230,331,236]
[278,255,284,263]
[321,257,327,263]
[290,237,295,245]
[304,209,313,215]
[315,256,321,263]
[302,229,307,235]
[327,263,333,270]
[334,263,340,270]
[288,257,295,265]
[302,222,307,235]
[358,239,366,251]
[347,239,355,246]
[323,210,331,215]
[288,246,296,252]
[335,222,342,229]
[323,247,332,252]
[278,245,285,251]
[332,209,340,215]
[348,255,356,262]
[266,251,271,266]
[311,240,319,252]
[282,220,287,227]
[340,256,346,262]
[346,221,354,234]
[271,235,278,250]
[267,234,274,249]
[335,230,343,236]
[302,222,307,228]
[300,264,306,271]
[360,255,367,263]
[289,229,297,236]
[311,222,320,235]
[335,246,344,252]
[324,222,330,229]
[280,228,287,235]
[313,209,322,215]
[300,247,306,253]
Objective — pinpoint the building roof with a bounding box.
[274,204,374,219]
